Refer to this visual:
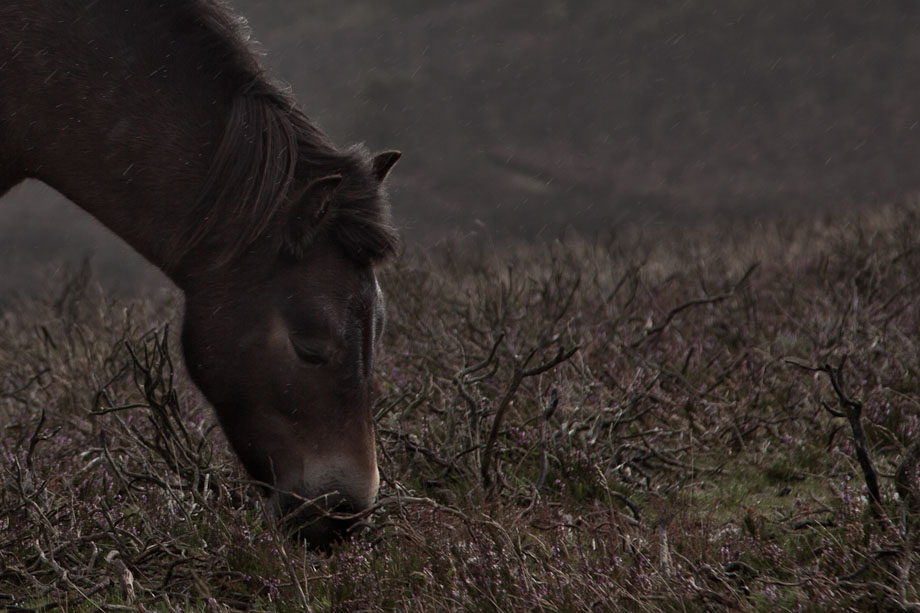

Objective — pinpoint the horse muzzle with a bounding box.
[271,457,380,549]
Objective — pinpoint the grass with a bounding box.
[4,204,920,610]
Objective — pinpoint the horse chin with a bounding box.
[285,511,361,551]
[270,489,366,551]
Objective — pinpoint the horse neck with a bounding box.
[2,3,244,287]
[32,87,229,284]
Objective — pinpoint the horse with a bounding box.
[0,0,401,548]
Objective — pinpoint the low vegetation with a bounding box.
[3,205,920,610]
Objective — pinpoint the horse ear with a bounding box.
[285,174,343,257]
[372,151,401,183]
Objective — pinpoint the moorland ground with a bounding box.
[3,204,920,610]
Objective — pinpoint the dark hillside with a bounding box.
[237,0,920,236]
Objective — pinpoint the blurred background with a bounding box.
[2,0,919,293]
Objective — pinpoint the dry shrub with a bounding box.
[3,205,920,610]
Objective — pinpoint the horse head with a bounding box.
[180,150,400,548]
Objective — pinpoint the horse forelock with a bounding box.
[167,0,399,272]
[298,144,402,266]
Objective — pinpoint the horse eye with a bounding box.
[290,339,328,366]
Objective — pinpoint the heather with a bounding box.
[3,205,920,610]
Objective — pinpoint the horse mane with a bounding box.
[167,0,399,270]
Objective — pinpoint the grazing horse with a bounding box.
[0,0,401,548]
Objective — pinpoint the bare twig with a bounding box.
[786,357,889,530]
[481,341,579,492]
[629,263,758,348]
